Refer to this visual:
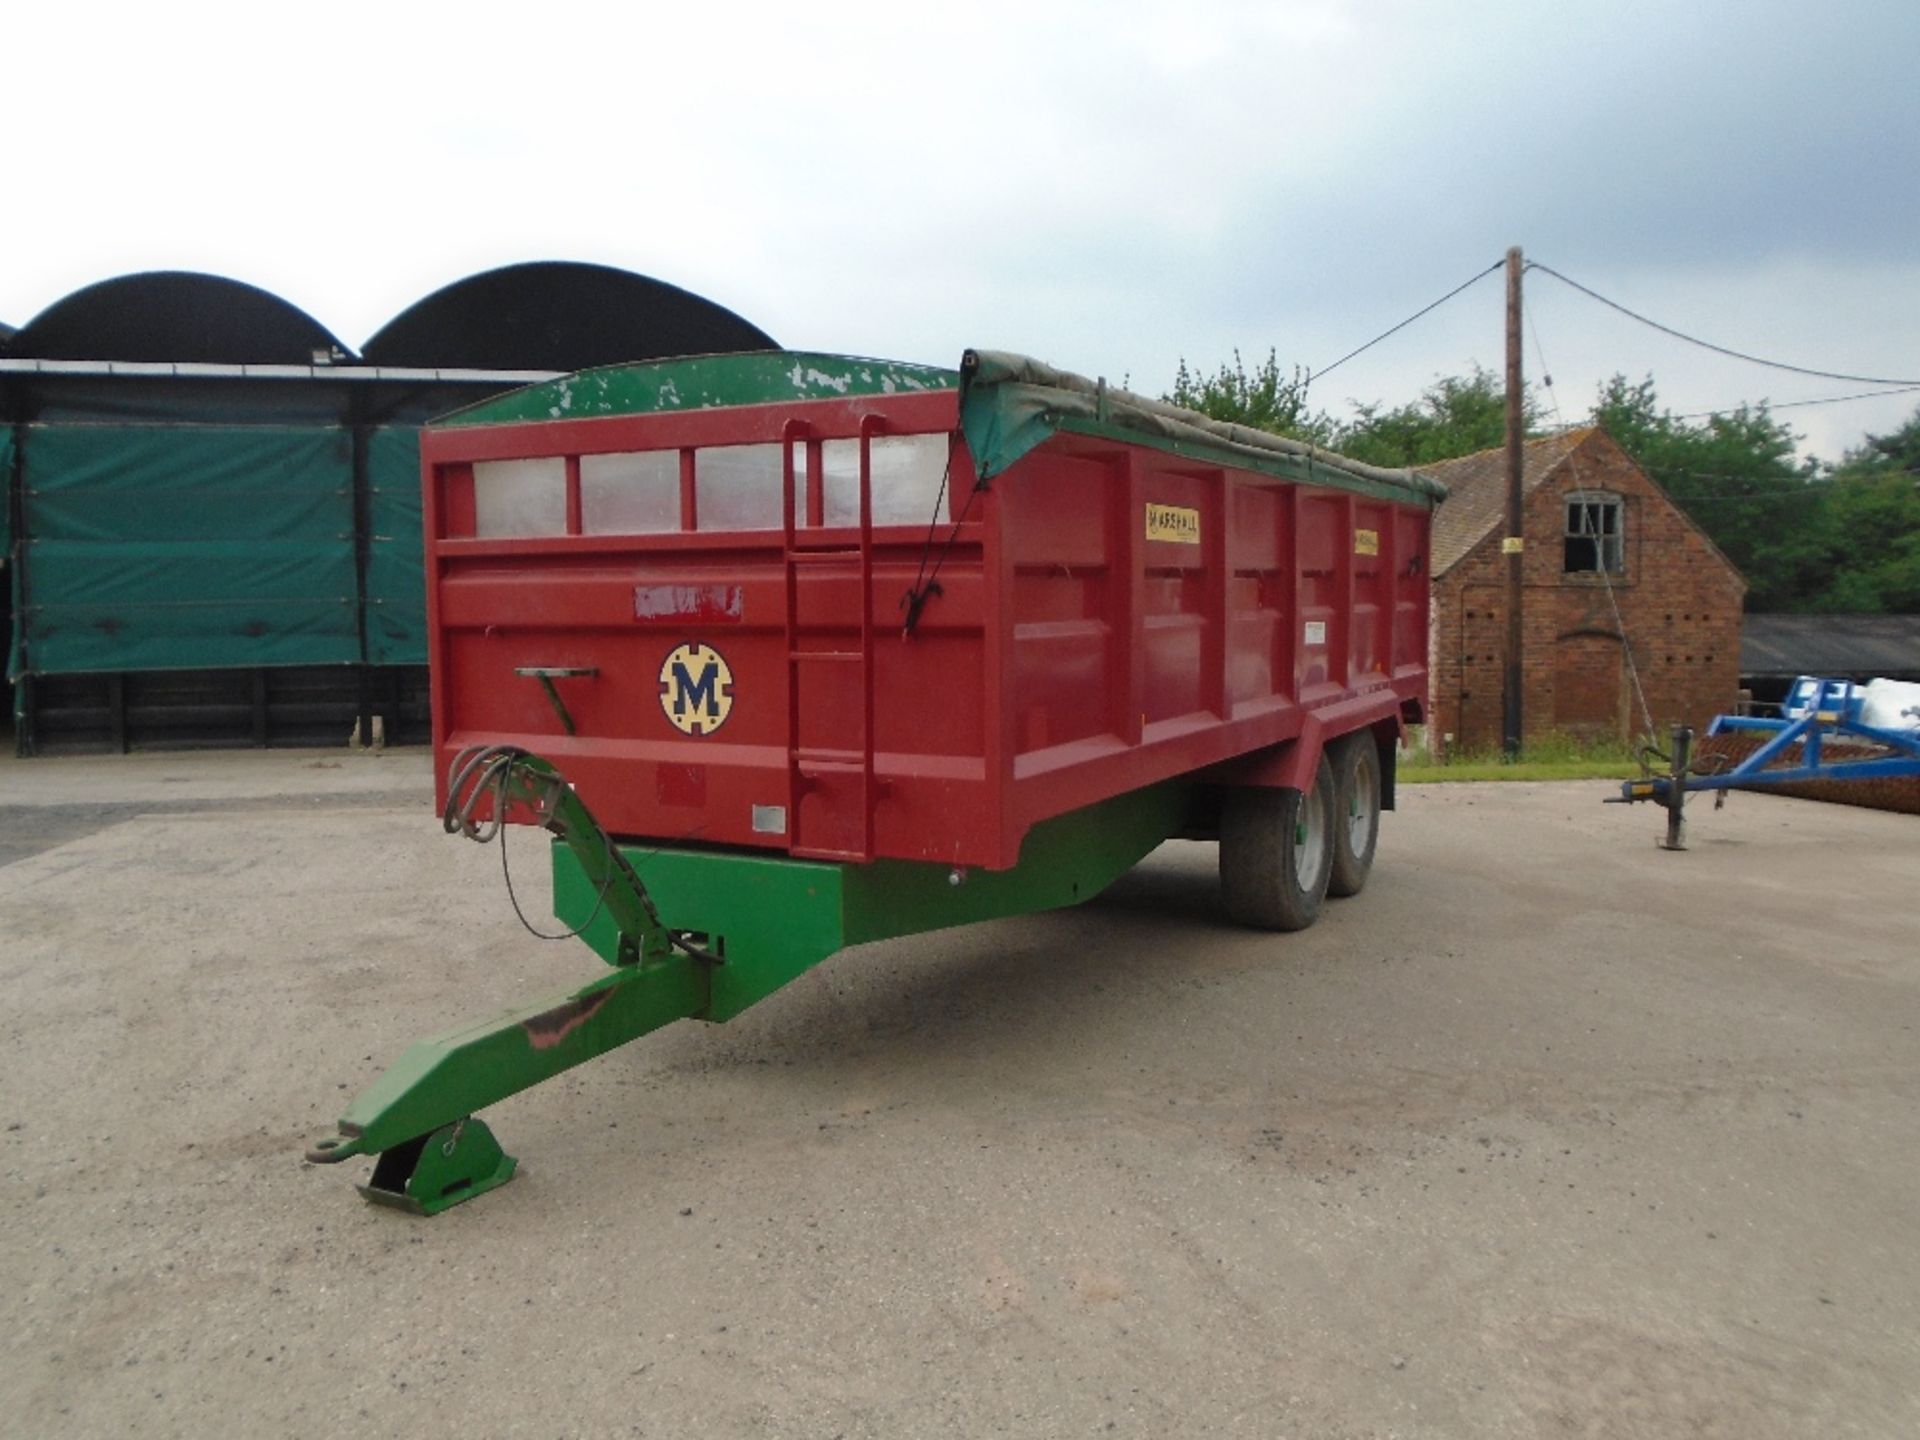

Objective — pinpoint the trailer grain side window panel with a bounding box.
[820,433,950,527]
[695,444,785,531]
[473,457,567,537]
[580,451,681,534]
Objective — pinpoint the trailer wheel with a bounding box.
[1328,733,1381,899]
[1219,753,1335,931]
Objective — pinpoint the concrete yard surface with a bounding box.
[1,749,1916,1438]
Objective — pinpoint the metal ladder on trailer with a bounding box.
[780,417,881,861]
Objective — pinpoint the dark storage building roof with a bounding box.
[8,272,352,364]
[1741,613,1920,679]
[360,261,775,372]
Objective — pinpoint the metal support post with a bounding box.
[1660,724,1692,851]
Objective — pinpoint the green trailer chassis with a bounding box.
[306,751,1190,1213]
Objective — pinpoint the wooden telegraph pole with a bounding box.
[1502,246,1525,758]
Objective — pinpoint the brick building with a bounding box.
[1422,427,1745,755]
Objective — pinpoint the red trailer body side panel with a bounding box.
[422,380,1431,872]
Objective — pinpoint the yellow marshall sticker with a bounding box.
[1354,528,1379,556]
[659,641,734,736]
[1145,503,1200,544]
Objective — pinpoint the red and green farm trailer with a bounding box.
[306,350,1443,1212]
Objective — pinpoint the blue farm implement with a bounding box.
[1613,676,1920,849]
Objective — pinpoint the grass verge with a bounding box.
[1397,729,1643,784]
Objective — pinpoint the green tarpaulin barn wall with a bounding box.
[12,422,434,679]
[14,423,433,675]
[366,426,429,667]
[6,419,441,750]
[0,426,13,557]
[19,425,362,672]
[2,426,16,683]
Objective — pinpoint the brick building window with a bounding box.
[1564,491,1624,574]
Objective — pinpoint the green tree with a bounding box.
[1820,408,1920,612]
[1165,349,1334,443]
[1591,375,1831,612]
[1333,365,1535,467]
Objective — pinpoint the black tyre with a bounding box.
[1328,732,1382,899]
[1219,753,1335,931]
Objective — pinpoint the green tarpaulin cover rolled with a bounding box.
[958,349,1446,504]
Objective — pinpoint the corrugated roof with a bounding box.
[1421,428,1592,574]
[1740,613,1920,678]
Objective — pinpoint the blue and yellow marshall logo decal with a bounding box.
[659,642,734,736]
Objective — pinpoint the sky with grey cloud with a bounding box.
[9,0,1917,460]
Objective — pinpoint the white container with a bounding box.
[1859,678,1920,733]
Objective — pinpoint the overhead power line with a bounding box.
[1669,384,1920,420]
[1527,262,1920,387]
[1660,488,1843,503]
[1310,259,1505,385]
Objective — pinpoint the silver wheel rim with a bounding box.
[1294,776,1330,893]
[1347,750,1377,860]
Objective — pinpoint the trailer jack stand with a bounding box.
[307,1115,517,1215]
[1659,725,1692,852]
[363,1118,517,1216]
[303,948,706,1214]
